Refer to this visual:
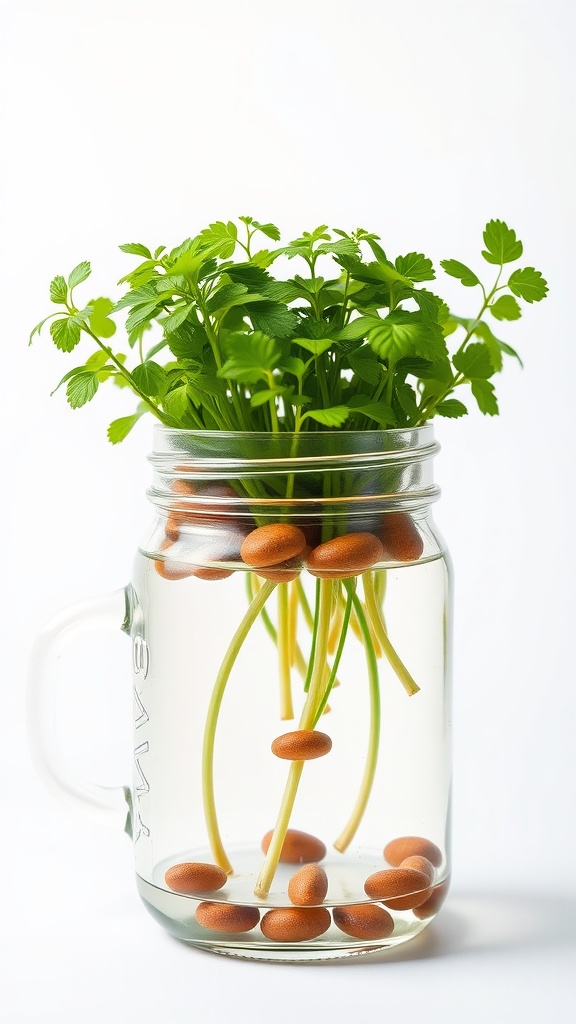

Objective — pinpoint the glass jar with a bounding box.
[29,426,452,962]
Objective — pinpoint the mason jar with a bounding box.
[28,426,452,962]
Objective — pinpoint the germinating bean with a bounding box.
[287,865,328,906]
[164,862,227,894]
[379,512,424,562]
[260,907,331,941]
[364,868,432,910]
[399,855,435,885]
[195,902,260,933]
[261,828,326,864]
[333,904,394,940]
[306,533,384,578]
[240,524,307,568]
[271,730,332,761]
[412,880,450,919]
[384,836,442,868]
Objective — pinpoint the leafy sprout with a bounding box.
[30,217,548,442]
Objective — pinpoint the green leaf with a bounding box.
[347,347,382,385]
[85,349,111,371]
[293,336,333,356]
[351,401,395,426]
[350,260,412,289]
[119,243,152,258]
[302,406,350,427]
[107,412,144,443]
[336,315,381,342]
[489,294,522,321]
[50,317,81,352]
[50,275,68,304]
[368,312,447,363]
[207,283,250,314]
[481,220,523,265]
[453,342,494,379]
[252,220,281,241]
[280,356,307,378]
[507,267,549,303]
[66,370,99,408]
[250,388,285,408]
[394,252,435,282]
[224,263,272,290]
[199,221,238,259]
[125,300,160,333]
[132,361,166,397]
[113,284,159,312]
[68,261,91,290]
[440,259,480,287]
[470,378,499,415]
[118,259,158,286]
[163,385,193,422]
[315,238,359,258]
[88,296,116,338]
[436,399,468,418]
[219,331,281,383]
[470,320,503,372]
[244,300,297,338]
[410,288,444,321]
[162,303,195,333]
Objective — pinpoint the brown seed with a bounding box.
[240,524,307,568]
[412,880,450,919]
[171,478,197,496]
[333,904,395,940]
[379,513,423,562]
[260,907,331,942]
[287,865,328,906]
[384,836,443,868]
[364,868,432,910]
[306,533,384,579]
[195,902,260,933]
[165,513,183,541]
[271,730,332,761]
[192,567,234,581]
[399,856,435,885]
[154,540,195,580]
[261,828,326,864]
[256,566,301,582]
[164,862,228,895]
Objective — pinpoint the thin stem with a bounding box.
[202,579,277,873]
[333,583,381,853]
[277,584,294,719]
[288,580,299,667]
[303,578,322,693]
[80,325,172,424]
[254,578,333,898]
[363,572,420,696]
[313,583,354,726]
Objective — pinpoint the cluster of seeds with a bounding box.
[153,476,424,582]
[164,832,447,943]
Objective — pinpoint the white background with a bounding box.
[1,1,575,1022]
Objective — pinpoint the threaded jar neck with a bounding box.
[147,426,440,520]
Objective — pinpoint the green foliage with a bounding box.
[508,267,549,303]
[481,220,523,265]
[30,216,548,440]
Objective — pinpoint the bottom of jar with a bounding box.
[135,845,448,962]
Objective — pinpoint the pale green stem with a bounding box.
[333,585,381,853]
[277,584,294,719]
[363,572,420,696]
[254,578,333,898]
[202,579,277,874]
[313,584,354,726]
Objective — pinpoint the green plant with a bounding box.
[31,217,548,440]
[31,218,547,901]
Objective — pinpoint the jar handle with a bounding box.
[27,587,133,834]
